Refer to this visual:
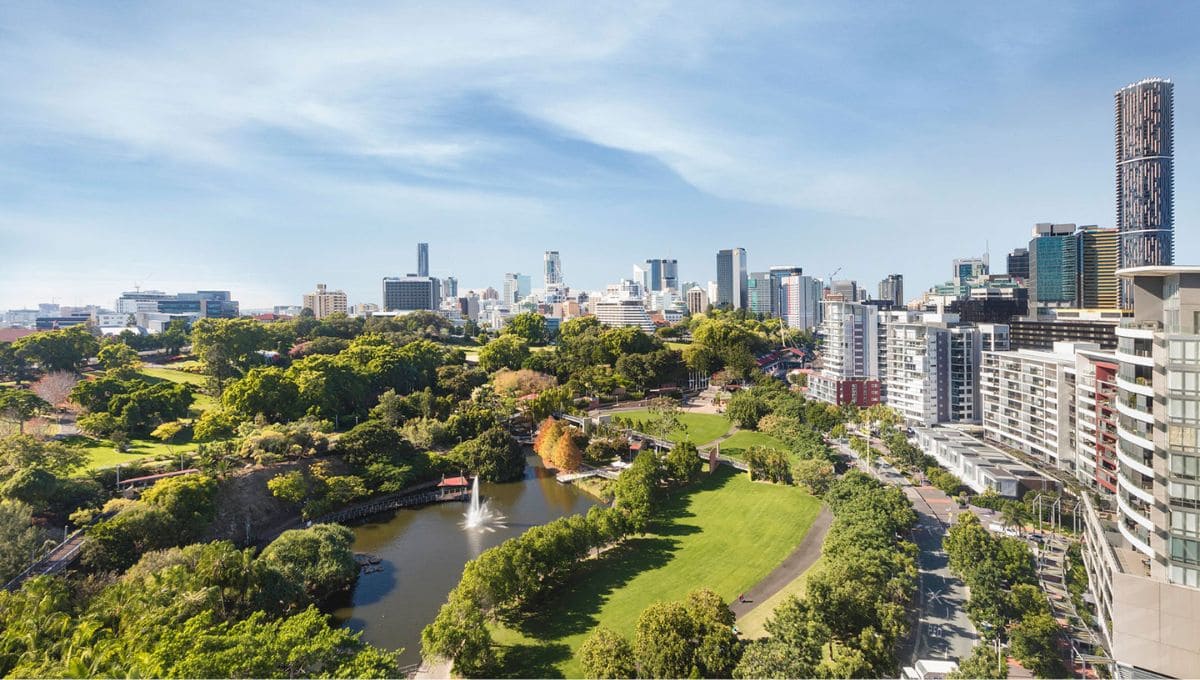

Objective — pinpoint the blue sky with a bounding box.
[2,1,1199,310]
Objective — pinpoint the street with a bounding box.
[835,440,979,665]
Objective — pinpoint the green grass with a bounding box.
[491,467,823,677]
[736,554,825,638]
[67,435,187,471]
[665,341,690,352]
[718,430,790,459]
[139,366,206,386]
[610,409,730,445]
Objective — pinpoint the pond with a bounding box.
[332,454,598,668]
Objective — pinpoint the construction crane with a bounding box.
[825,267,842,292]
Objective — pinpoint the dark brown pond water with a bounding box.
[331,454,597,668]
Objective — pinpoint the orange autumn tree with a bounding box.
[552,431,583,472]
[535,418,566,467]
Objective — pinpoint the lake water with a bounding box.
[332,455,598,667]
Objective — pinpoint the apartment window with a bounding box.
[1170,565,1200,588]
[1170,537,1200,565]
[1169,399,1200,424]
[1169,426,1200,454]
[1172,510,1200,537]
[1169,371,1200,394]
[1171,481,1200,508]
[1171,454,1200,479]
[1169,340,1200,365]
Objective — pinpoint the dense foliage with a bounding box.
[0,525,395,678]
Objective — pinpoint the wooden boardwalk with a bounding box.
[313,486,470,525]
[3,529,86,591]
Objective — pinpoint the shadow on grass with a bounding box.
[505,466,743,642]
[493,641,572,679]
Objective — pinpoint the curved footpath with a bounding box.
[728,505,834,619]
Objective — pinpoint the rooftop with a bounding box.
[1117,265,1200,279]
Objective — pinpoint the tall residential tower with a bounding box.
[417,242,429,277]
[1116,78,1175,304]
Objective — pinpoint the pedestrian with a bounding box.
[737,593,744,603]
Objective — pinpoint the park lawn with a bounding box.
[611,409,730,445]
[718,430,790,459]
[139,366,206,386]
[490,467,823,678]
[67,435,185,471]
[665,341,690,352]
[735,554,826,638]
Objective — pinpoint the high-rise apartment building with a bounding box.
[1007,248,1030,281]
[1077,226,1120,309]
[302,284,348,319]
[775,270,821,331]
[685,286,708,315]
[544,251,563,289]
[382,275,440,311]
[1078,266,1200,678]
[878,274,904,307]
[417,242,429,277]
[809,301,881,407]
[443,276,458,300]
[716,248,748,310]
[1115,79,1174,304]
[1073,347,1119,494]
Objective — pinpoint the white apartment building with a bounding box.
[303,284,348,319]
[883,316,948,426]
[915,427,1047,497]
[809,301,881,407]
[980,343,1089,471]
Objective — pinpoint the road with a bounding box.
[835,441,978,665]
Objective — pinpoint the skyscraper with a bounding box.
[1076,226,1119,309]
[769,266,803,317]
[878,274,904,307]
[644,259,679,291]
[1007,248,1030,280]
[715,248,748,310]
[1028,223,1078,312]
[417,242,429,277]
[544,251,562,290]
[1115,78,1174,297]
[747,272,771,316]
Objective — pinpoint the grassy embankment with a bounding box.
[491,467,822,677]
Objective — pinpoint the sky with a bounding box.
[2,1,1200,311]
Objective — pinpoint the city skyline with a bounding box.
[3,3,1200,310]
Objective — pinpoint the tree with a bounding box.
[0,390,50,434]
[338,420,413,467]
[1008,613,1064,678]
[665,440,700,484]
[734,640,816,679]
[140,474,217,538]
[190,317,271,391]
[0,343,35,384]
[551,432,583,472]
[478,335,530,373]
[684,588,739,677]
[745,446,791,484]
[449,427,526,482]
[12,326,98,374]
[83,505,181,572]
[577,627,635,679]
[503,312,549,345]
[949,643,1008,679]
[634,601,696,679]
[258,524,359,603]
[0,500,46,584]
[421,596,497,677]
[221,367,301,423]
[97,343,141,377]
[646,396,684,440]
[30,371,78,408]
[726,390,770,429]
[159,318,190,355]
[534,418,567,462]
[268,470,309,505]
[792,458,835,496]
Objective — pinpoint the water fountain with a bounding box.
[463,476,506,531]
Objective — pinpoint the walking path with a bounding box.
[729,506,834,619]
